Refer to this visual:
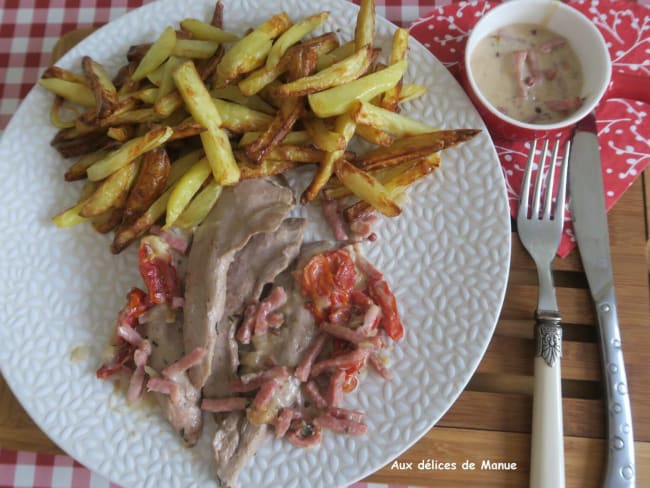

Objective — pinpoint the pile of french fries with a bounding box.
[44,0,479,253]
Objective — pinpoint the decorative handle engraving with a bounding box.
[535,310,562,367]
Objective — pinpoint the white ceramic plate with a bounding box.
[0,1,511,487]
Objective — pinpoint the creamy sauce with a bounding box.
[470,23,583,124]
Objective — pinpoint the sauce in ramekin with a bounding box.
[470,23,583,124]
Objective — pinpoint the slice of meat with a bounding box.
[141,305,203,446]
[203,217,306,399]
[183,177,295,388]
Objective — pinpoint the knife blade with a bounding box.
[569,112,636,488]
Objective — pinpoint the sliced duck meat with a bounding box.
[183,177,295,389]
[141,305,205,447]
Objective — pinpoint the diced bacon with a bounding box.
[512,50,529,98]
[356,304,381,336]
[162,347,206,378]
[368,352,392,380]
[321,199,349,241]
[171,296,184,309]
[274,408,303,438]
[320,322,367,344]
[354,254,384,282]
[538,38,566,54]
[138,236,180,305]
[236,304,256,344]
[147,377,177,395]
[328,407,365,423]
[241,366,289,384]
[545,97,583,112]
[314,413,368,435]
[544,67,558,81]
[295,333,327,382]
[304,381,328,409]
[358,335,384,351]
[96,344,132,379]
[149,225,190,254]
[349,214,379,241]
[240,286,288,338]
[326,369,346,407]
[117,325,145,347]
[201,397,249,413]
[311,348,369,377]
[286,423,322,448]
[252,379,278,410]
[126,340,151,403]
[525,49,541,83]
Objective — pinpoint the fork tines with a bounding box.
[519,139,570,222]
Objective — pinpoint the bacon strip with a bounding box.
[321,199,349,241]
[512,50,529,98]
[320,322,367,344]
[368,352,392,380]
[304,381,328,409]
[328,407,365,423]
[162,347,206,378]
[326,369,346,407]
[201,397,249,413]
[311,348,369,377]
[314,413,368,435]
[147,377,177,395]
[127,340,151,403]
[356,304,381,336]
[295,333,327,382]
[538,38,566,54]
[252,379,278,410]
[274,408,303,438]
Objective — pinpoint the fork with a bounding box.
[517,139,570,488]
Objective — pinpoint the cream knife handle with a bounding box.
[596,288,636,488]
[530,311,565,488]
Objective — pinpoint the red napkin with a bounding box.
[410,0,650,257]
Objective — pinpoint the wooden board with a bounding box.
[0,27,648,488]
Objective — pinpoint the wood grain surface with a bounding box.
[0,28,648,488]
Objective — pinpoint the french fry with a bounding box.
[174,179,223,230]
[39,78,96,107]
[308,60,407,118]
[335,159,400,217]
[123,147,170,225]
[215,13,292,86]
[172,40,220,59]
[130,87,159,104]
[50,96,76,129]
[77,108,162,135]
[303,117,346,152]
[211,85,275,114]
[146,63,166,86]
[344,153,441,221]
[80,159,140,217]
[91,206,125,234]
[212,98,274,133]
[354,124,394,147]
[42,66,87,85]
[111,189,170,253]
[354,0,376,50]
[266,12,329,68]
[86,125,173,181]
[167,149,204,187]
[239,145,327,163]
[127,43,152,63]
[82,56,119,118]
[180,18,239,43]
[168,118,206,142]
[107,126,135,142]
[301,112,356,203]
[399,83,427,103]
[355,129,481,170]
[131,26,176,81]
[52,201,88,228]
[380,28,409,112]
[275,45,373,97]
[238,130,310,147]
[51,128,116,159]
[350,100,436,137]
[156,56,185,103]
[153,90,184,117]
[210,0,224,28]
[165,157,212,227]
[198,46,225,81]
[173,61,240,185]
[239,159,298,180]
[316,40,355,71]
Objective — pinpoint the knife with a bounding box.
[569,112,636,488]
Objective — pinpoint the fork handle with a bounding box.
[530,310,565,488]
